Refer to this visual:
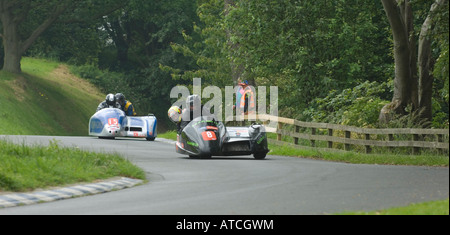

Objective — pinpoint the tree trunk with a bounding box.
[2,41,22,73]
[379,0,417,123]
[0,6,22,73]
[0,1,70,73]
[380,0,448,126]
[418,0,447,125]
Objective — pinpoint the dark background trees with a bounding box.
[1,0,448,129]
[0,0,126,73]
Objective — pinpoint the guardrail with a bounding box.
[226,114,449,154]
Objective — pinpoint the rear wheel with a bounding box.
[253,153,267,160]
[146,137,156,141]
[200,154,212,159]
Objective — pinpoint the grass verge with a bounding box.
[268,143,449,167]
[0,139,145,192]
[158,130,178,141]
[338,198,449,215]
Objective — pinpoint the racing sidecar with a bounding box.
[176,116,269,159]
[89,108,157,140]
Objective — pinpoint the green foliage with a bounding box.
[4,0,448,129]
[431,1,449,128]
[162,0,233,88]
[303,81,391,127]
[27,22,103,65]
[223,0,393,113]
[81,0,200,129]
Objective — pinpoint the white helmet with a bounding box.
[168,106,182,123]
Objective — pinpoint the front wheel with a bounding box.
[189,154,211,159]
[99,136,115,140]
[253,153,267,160]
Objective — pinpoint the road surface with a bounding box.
[0,135,448,215]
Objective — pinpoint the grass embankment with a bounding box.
[0,57,145,193]
[0,57,104,135]
[0,140,145,192]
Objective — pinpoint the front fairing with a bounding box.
[180,116,224,156]
[89,108,126,136]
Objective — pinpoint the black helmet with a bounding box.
[186,94,200,110]
[105,93,116,106]
[115,93,125,106]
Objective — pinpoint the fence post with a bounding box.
[294,125,299,145]
[438,134,444,154]
[310,128,316,147]
[413,134,420,155]
[344,131,351,151]
[277,122,282,141]
[365,134,372,154]
[388,134,394,152]
[328,129,333,149]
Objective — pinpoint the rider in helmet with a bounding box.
[177,94,202,133]
[115,93,136,116]
[96,93,120,112]
[168,106,182,123]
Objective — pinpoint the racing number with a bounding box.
[108,118,119,126]
[202,131,217,141]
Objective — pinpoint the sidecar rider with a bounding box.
[96,93,121,112]
[177,95,203,133]
[115,93,137,116]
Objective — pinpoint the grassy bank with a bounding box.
[0,57,144,193]
[0,57,104,136]
[0,139,145,192]
[339,198,449,215]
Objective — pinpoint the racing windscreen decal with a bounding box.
[206,126,218,130]
[202,131,217,141]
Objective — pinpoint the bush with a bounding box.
[303,81,390,127]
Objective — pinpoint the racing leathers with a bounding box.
[121,100,137,116]
[96,101,121,112]
[177,106,203,134]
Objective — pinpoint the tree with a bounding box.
[163,0,234,87]
[224,0,392,117]
[379,0,448,125]
[0,0,125,73]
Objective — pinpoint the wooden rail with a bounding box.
[226,114,449,154]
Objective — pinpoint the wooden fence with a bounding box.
[226,114,449,155]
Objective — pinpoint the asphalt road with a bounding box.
[0,135,448,215]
